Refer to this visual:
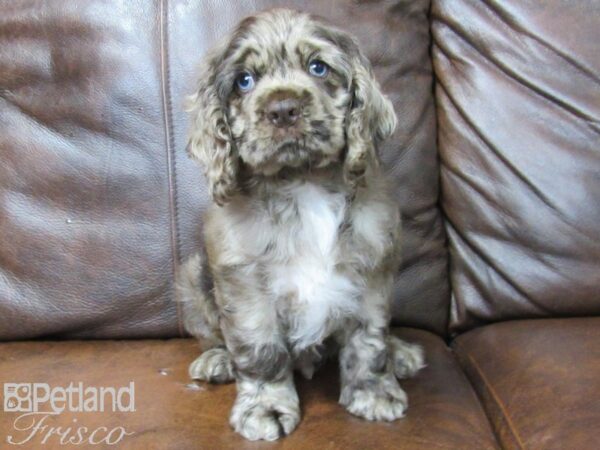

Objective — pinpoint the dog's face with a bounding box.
[188,9,396,205]
[223,13,352,178]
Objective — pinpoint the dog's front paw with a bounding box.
[188,347,234,383]
[388,336,426,379]
[340,374,407,421]
[230,402,300,441]
[230,379,300,441]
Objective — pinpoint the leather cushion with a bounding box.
[0,0,179,339]
[0,329,499,449]
[432,0,600,332]
[453,318,600,450]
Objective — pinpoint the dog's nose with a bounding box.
[266,97,301,128]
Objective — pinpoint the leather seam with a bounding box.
[159,0,184,337]
[455,341,525,450]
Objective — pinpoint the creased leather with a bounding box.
[432,0,600,333]
[0,0,179,339]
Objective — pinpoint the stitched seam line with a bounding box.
[159,0,184,337]
[455,341,525,450]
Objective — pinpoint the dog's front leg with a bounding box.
[338,322,409,422]
[219,288,300,441]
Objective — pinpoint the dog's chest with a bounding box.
[263,182,360,347]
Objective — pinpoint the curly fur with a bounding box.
[180,9,424,441]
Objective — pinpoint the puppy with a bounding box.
[179,9,425,441]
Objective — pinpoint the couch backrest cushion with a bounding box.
[432,0,600,333]
[0,0,449,339]
[0,1,180,339]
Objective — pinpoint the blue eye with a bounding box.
[235,71,255,92]
[308,60,329,77]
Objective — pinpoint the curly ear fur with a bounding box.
[186,43,239,206]
[345,50,397,188]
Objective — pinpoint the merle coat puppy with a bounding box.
[179,8,425,441]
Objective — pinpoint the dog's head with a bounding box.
[187,9,396,205]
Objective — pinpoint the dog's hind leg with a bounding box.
[177,253,234,383]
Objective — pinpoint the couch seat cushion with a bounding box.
[0,329,498,449]
[453,318,600,450]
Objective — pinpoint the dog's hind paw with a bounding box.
[340,372,408,421]
[388,336,426,379]
[189,347,234,383]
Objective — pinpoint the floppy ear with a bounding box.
[345,49,397,188]
[186,44,238,206]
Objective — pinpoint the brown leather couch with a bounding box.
[1,1,598,449]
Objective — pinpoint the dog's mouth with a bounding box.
[265,127,311,148]
[275,139,305,153]
[238,117,343,176]
[242,140,317,176]
[261,126,313,155]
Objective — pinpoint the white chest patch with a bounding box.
[266,182,360,349]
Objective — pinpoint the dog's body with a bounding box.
[180,9,425,441]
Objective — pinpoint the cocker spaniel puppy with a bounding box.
[179,9,425,441]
